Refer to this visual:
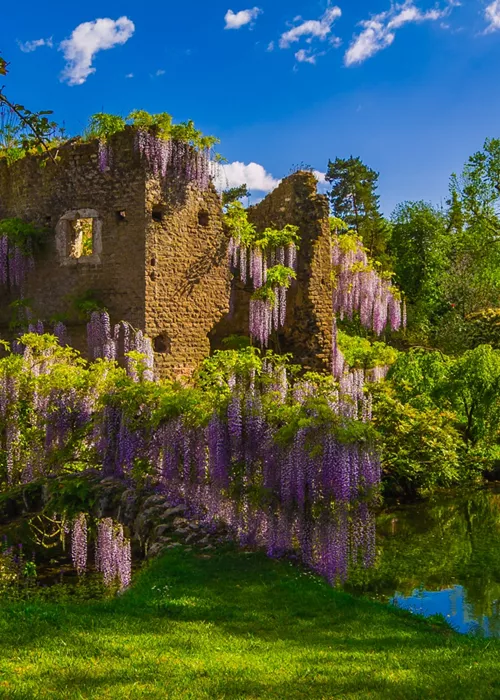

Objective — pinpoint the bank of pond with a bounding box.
[2,480,500,638]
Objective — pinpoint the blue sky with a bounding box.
[1,0,500,214]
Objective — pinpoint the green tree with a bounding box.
[222,184,250,207]
[390,201,450,335]
[445,139,500,317]
[325,156,391,266]
[445,345,500,447]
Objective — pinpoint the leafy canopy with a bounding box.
[224,202,300,250]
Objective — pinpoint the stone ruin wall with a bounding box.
[0,130,147,339]
[211,171,334,372]
[0,135,333,378]
[0,129,231,379]
[144,178,231,380]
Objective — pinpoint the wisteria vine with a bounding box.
[70,513,131,590]
[332,233,405,335]
[0,221,36,290]
[0,337,378,584]
[225,203,300,347]
[87,311,154,381]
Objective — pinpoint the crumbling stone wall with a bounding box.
[0,130,231,379]
[144,179,230,380]
[0,129,147,336]
[211,171,333,372]
[0,143,332,378]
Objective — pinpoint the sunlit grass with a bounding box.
[0,546,499,698]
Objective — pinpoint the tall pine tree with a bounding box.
[326,156,391,267]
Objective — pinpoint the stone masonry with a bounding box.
[0,129,231,380]
[211,171,334,372]
[0,133,333,378]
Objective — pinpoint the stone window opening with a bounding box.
[198,210,209,227]
[152,206,165,223]
[69,218,94,259]
[153,332,171,354]
[56,209,102,266]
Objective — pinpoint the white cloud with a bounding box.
[125,72,134,78]
[345,1,456,66]
[313,170,327,183]
[295,49,320,64]
[217,161,280,192]
[485,0,500,32]
[224,7,262,30]
[279,7,342,49]
[18,37,53,53]
[267,40,275,51]
[155,69,165,76]
[60,16,135,86]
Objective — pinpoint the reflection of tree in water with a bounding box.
[346,487,500,626]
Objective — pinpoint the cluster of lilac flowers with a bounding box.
[70,513,131,590]
[0,235,34,290]
[147,374,379,583]
[87,311,154,381]
[0,339,379,584]
[71,513,88,575]
[98,140,113,172]
[134,131,212,190]
[332,234,405,335]
[228,240,298,347]
[96,518,131,590]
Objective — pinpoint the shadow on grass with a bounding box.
[0,546,499,699]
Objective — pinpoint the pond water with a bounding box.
[346,485,500,637]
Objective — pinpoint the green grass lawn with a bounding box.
[0,546,499,699]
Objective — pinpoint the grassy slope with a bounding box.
[0,547,499,699]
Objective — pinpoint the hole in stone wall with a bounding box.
[150,258,156,266]
[152,206,164,222]
[45,216,52,225]
[69,218,94,259]
[153,332,171,354]
[198,210,209,227]
[116,210,127,222]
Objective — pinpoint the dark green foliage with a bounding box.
[390,201,450,337]
[222,184,250,206]
[0,217,45,254]
[466,308,500,348]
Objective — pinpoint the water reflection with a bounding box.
[345,485,500,637]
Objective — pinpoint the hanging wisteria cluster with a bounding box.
[96,518,132,590]
[133,132,215,190]
[0,234,34,290]
[87,311,154,381]
[71,513,88,575]
[0,335,379,584]
[70,513,131,590]
[98,140,113,172]
[332,233,405,335]
[226,205,299,347]
[146,369,377,582]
